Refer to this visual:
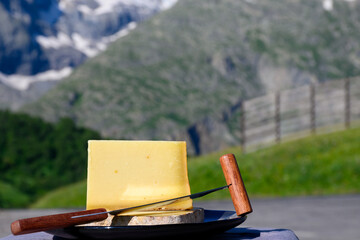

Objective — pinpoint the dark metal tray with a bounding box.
[47,210,246,239]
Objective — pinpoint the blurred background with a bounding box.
[0,0,359,239]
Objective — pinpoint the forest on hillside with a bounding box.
[0,110,101,207]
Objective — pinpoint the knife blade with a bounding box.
[72,184,231,218]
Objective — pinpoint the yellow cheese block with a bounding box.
[86,140,192,211]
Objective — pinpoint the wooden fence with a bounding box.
[239,77,360,151]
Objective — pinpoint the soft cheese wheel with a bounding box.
[86,140,192,211]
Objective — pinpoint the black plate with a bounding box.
[46,210,246,239]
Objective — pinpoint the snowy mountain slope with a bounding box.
[0,0,177,109]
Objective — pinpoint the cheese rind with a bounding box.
[80,208,204,226]
[86,140,192,211]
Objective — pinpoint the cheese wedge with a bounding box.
[86,140,192,211]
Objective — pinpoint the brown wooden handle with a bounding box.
[220,153,252,216]
[11,208,108,235]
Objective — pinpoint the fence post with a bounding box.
[275,91,281,143]
[240,101,246,152]
[345,78,351,129]
[310,84,316,134]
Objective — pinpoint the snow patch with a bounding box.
[94,0,125,15]
[323,0,355,10]
[103,22,137,43]
[0,67,73,91]
[37,32,72,49]
[77,5,93,15]
[59,0,178,16]
[93,0,174,15]
[323,0,333,11]
[160,0,178,10]
[44,0,176,56]
[71,33,98,57]
[37,22,137,57]
[58,0,74,11]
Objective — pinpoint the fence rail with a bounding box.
[240,77,360,152]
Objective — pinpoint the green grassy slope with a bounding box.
[0,180,30,208]
[30,181,86,208]
[23,0,360,154]
[189,127,360,199]
[31,126,360,208]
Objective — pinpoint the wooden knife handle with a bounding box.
[11,208,108,235]
[220,153,252,216]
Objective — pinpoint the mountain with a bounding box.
[0,0,176,109]
[22,0,360,155]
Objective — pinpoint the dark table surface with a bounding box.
[0,228,298,240]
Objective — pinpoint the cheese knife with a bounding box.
[11,184,230,235]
